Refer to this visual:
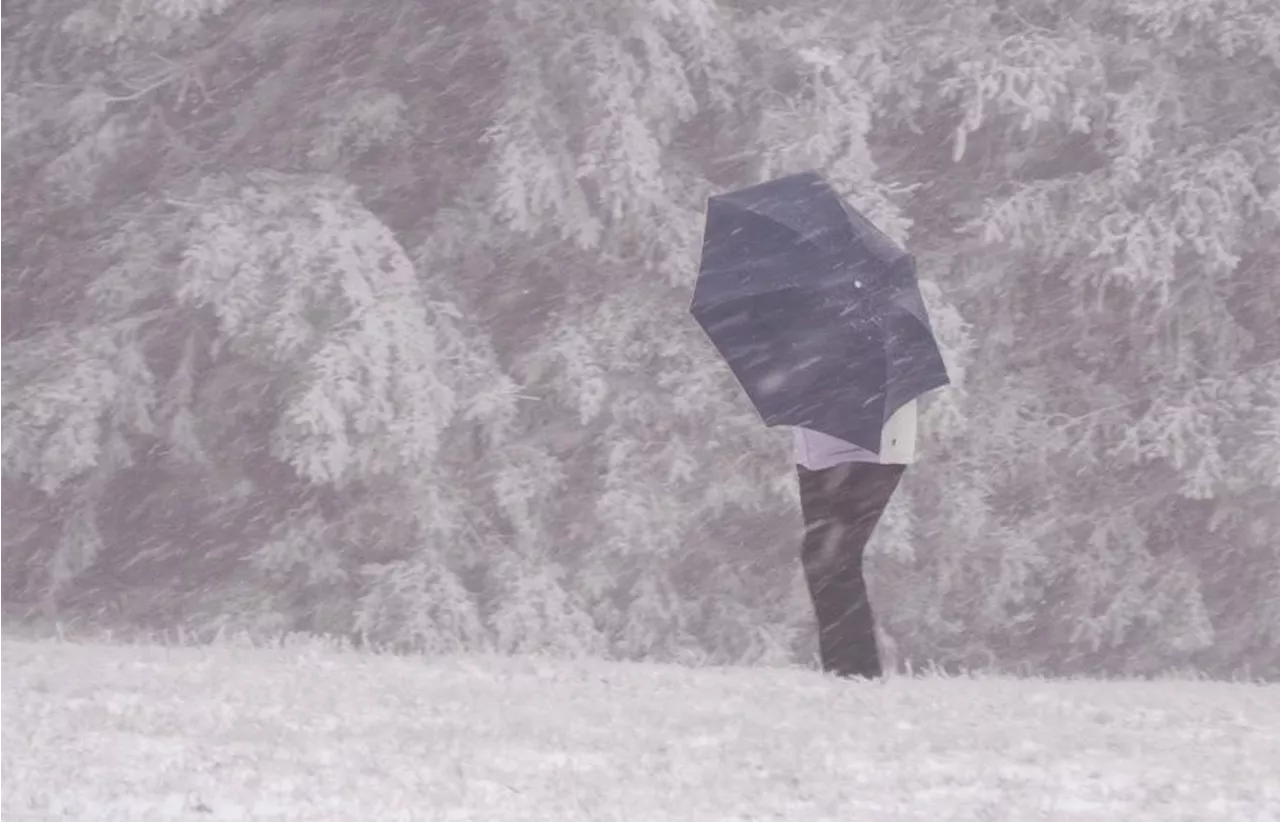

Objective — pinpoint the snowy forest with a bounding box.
[3,0,1278,680]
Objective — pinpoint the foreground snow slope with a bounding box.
[2,638,1278,821]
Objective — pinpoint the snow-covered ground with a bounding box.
[3,637,1278,821]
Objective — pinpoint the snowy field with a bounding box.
[3,637,1278,821]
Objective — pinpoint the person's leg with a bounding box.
[798,461,906,679]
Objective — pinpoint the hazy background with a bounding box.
[3,0,1278,679]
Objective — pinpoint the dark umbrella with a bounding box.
[690,170,949,452]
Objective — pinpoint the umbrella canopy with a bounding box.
[690,170,950,452]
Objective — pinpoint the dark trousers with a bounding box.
[798,461,905,679]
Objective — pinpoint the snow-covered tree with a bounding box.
[4,0,1276,677]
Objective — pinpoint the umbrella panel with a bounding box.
[692,285,892,450]
[880,305,951,417]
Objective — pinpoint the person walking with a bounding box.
[794,398,918,679]
[689,170,951,678]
